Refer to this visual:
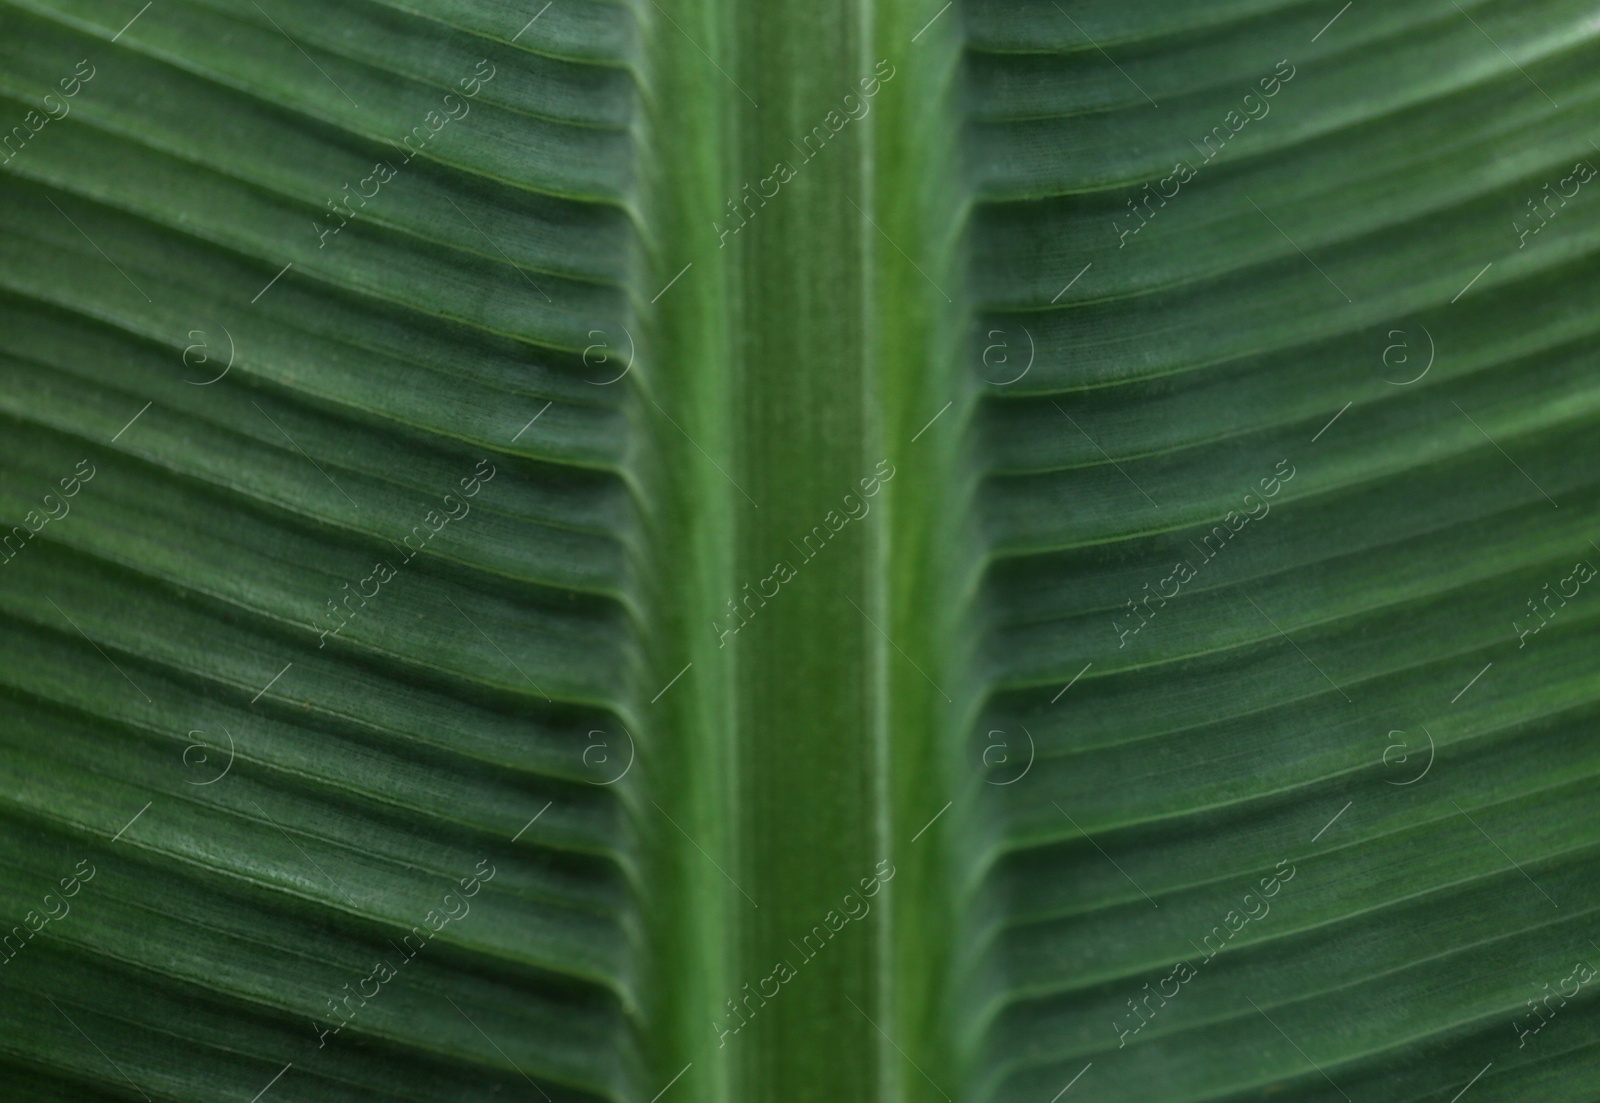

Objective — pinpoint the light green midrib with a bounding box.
[633,0,975,1100]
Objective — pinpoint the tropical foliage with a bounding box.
[0,1,1597,1101]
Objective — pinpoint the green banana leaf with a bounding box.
[1,0,1597,1100]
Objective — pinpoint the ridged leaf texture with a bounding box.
[0,1,1596,1102]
